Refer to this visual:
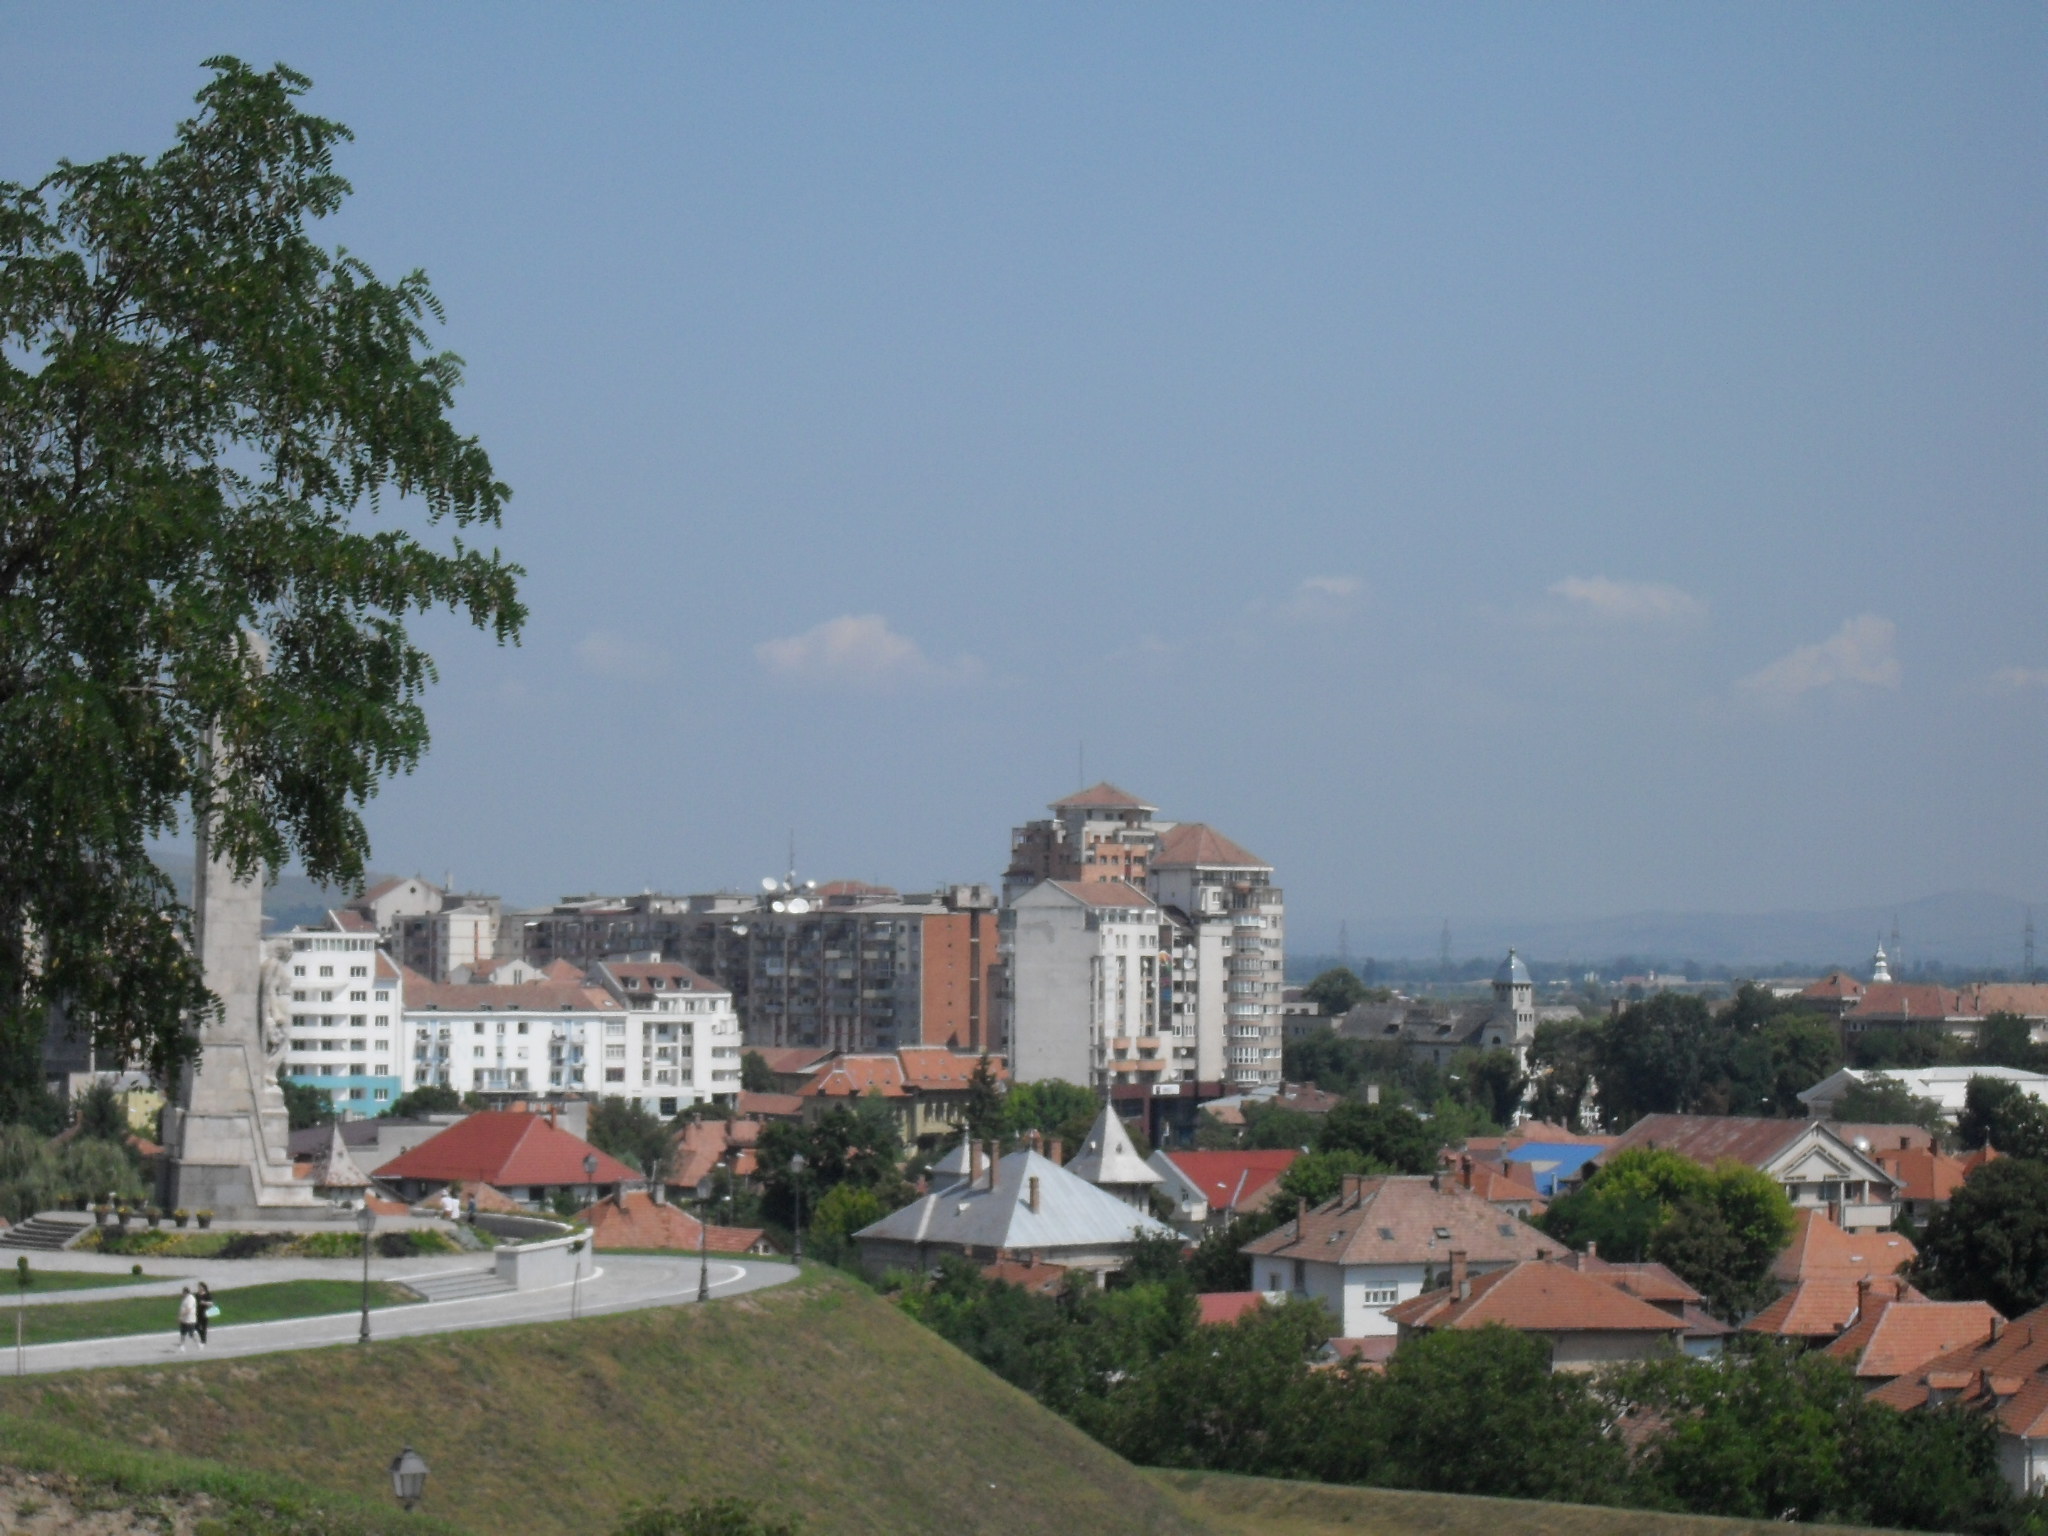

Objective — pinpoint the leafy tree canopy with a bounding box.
[739,1051,777,1094]
[1001,1078,1098,1149]
[1314,1100,1437,1175]
[1300,967,1372,1017]
[587,1096,671,1179]
[383,1083,464,1119]
[1955,1075,2048,1161]
[1834,1076,1948,1134]
[0,58,522,1096]
[1911,1156,2048,1316]
[276,1068,333,1133]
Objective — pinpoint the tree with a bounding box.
[384,1083,463,1119]
[1001,1079,1098,1148]
[1757,1014,1843,1117]
[961,1053,1004,1142]
[1833,1076,1947,1135]
[1238,1101,1317,1151]
[0,59,522,1098]
[1273,1149,1376,1215]
[757,1096,908,1228]
[1525,1020,1600,1131]
[739,1051,777,1094]
[587,1096,670,1178]
[612,1497,801,1536]
[70,1080,130,1142]
[276,1067,333,1133]
[804,1181,891,1266]
[1955,1075,2048,1161]
[1456,1048,1527,1127]
[1184,1209,1282,1292]
[1301,967,1371,1018]
[1315,1101,1437,1175]
[1595,994,1715,1128]
[1911,1157,2048,1316]
[1972,1012,2046,1073]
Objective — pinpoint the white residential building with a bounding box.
[1149,823,1286,1091]
[1004,880,1164,1092]
[277,920,407,1117]
[587,958,744,1111]
[400,970,625,1103]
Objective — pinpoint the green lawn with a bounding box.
[10,1279,417,1347]
[7,1267,167,1293]
[81,1226,463,1259]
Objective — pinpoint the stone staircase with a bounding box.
[0,1214,92,1252]
[404,1267,515,1303]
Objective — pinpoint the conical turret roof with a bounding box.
[1067,1104,1160,1190]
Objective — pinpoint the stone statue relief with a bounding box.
[258,941,294,1064]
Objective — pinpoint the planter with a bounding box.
[173,1210,190,1230]
[195,1211,213,1230]
[146,1211,162,1229]
[92,1206,111,1227]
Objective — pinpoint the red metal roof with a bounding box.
[1160,1150,1299,1214]
[376,1111,638,1188]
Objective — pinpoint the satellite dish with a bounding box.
[771,900,786,913]
[787,897,811,915]
[761,877,779,893]
[732,924,748,937]
[805,880,818,891]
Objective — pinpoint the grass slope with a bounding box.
[10,1279,416,1347]
[0,1270,1219,1536]
[1159,1470,1901,1536]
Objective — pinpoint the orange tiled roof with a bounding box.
[578,1191,763,1253]
[800,1056,908,1099]
[377,1112,638,1188]
[1802,971,1866,1001]
[1825,1295,2002,1379]
[1197,1292,1269,1326]
[1874,1144,1994,1205]
[751,1047,835,1076]
[897,1048,1005,1091]
[1160,1150,1299,1215]
[1871,1304,2048,1438]
[1048,879,1156,910]
[1050,781,1153,810]
[1389,1259,1686,1336]
[1151,823,1268,870]
[1242,1175,1557,1267]
[1770,1208,1917,1285]
[736,1092,805,1119]
[1562,1252,1702,1306]
[1846,983,1971,1020]
[981,1256,1068,1296]
[1747,1276,1925,1339]
[399,967,622,1014]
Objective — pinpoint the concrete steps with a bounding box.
[0,1215,92,1252]
[404,1267,515,1303]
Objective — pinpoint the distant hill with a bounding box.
[152,848,386,933]
[1319,890,2039,974]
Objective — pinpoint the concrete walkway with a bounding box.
[0,1253,799,1376]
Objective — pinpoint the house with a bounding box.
[576,1190,769,1255]
[668,1116,762,1198]
[853,1145,1176,1279]
[1748,1274,1925,1343]
[1067,1104,1162,1210]
[1240,1172,1557,1338]
[1556,1251,1731,1358]
[1587,1114,1898,1231]
[1823,1285,2002,1385]
[1499,1141,1608,1198]
[1798,1065,2048,1123]
[1386,1256,1686,1371]
[1869,1305,2048,1495]
[1146,1148,1299,1232]
[1770,1207,1918,1289]
[375,1110,638,1207]
[286,1114,463,1177]
[1873,1142,1998,1225]
[1336,950,1562,1069]
[981,1256,1069,1296]
[794,1048,1006,1145]
[1434,1152,1545,1219]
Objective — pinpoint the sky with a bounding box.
[5,5,2044,950]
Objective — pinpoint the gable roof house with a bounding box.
[853,1146,1176,1279]
[1870,1306,2048,1496]
[1589,1114,1899,1232]
[1557,1250,1732,1357]
[1146,1149,1300,1233]
[1387,1257,1686,1372]
[1823,1286,2002,1386]
[795,1048,1006,1145]
[577,1190,770,1255]
[1066,1104,1162,1210]
[375,1111,638,1206]
[1242,1172,1558,1338]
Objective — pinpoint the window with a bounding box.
[318,965,334,978]
[1291,1259,1305,1291]
[350,991,368,1003]
[474,1046,485,1059]
[373,1088,390,1102]
[605,1067,625,1082]
[605,1044,626,1061]
[517,1021,528,1034]
[292,965,306,977]
[350,965,368,978]
[1361,1287,1397,1306]
[350,1039,366,1053]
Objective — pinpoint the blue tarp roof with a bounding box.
[1502,1142,1604,1196]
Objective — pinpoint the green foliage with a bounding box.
[758,1098,908,1230]
[1973,1012,2048,1072]
[1850,1025,1953,1070]
[1594,993,1716,1127]
[276,1068,334,1132]
[1911,1156,2048,1316]
[0,1122,145,1223]
[1273,1149,1375,1215]
[1456,1048,1527,1127]
[1957,1076,2048,1161]
[1001,1079,1098,1148]
[0,57,522,1100]
[1238,1101,1318,1150]
[739,1051,777,1094]
[1300,967,1372,1017]
[805,1182,891,1267]
[70,1080,131,1141]
[1525,1019,1601,1130]
[1192,1110,1240,1150]
[1314,1100,1437,1175]
[1834,1075,1948,1133]
[588,1096,671,1179]
[961,1054,1005,1142]
[383,1083,463,1119]
[612,1497,802,1536]
[1183,1209,1282,1292]
[1616,1338,2027,1531]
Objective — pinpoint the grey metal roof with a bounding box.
[1066,1104,1161,1190]
[926,1140,974,1184]
[1495,948,1532,986]
[857,1149,1175,1252]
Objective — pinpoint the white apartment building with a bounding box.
[587,958,744,1111]
[1149,823,1286,1091]
[277,921,406,1116]
[1004,880,1167,1092]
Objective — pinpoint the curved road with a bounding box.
[1,1253,799,1377]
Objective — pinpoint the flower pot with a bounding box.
[196,1212,213,1230]
[146,1212,161,1229]
[173,1214,189,1229]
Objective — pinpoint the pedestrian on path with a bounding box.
[176,1287,197,1351]
[194,1282,213,1345]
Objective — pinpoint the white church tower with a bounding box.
[1871,943,1892,984]
[1488,949,1537,1059]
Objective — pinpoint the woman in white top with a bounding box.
[176,1287,198,1351]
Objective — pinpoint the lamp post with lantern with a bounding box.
[788,1152,807,1265]
[355,1201,376,1344]
[388,1446,429,1511]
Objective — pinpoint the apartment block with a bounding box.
[277,921,407,1115]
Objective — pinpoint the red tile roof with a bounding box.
[1963,983,2048,1018]
[1050,782,1154,810]
[800,1056,909,1099]
[1599,1113,1814,1171]
[736,1091,804,1120]
[1048,879,1156,910]
[1388,1260,1687,1336]
[1770,1208,1917,1285]
[1846,983,1971,1021]
[1871,1305,2048,1437]
[1801,971,1866,1001]
[1159,1150,1299,1216]
[1825,1294,2002,1380]
[1874,1144,1995,1205]
[579,1191,763,1253]
[897,1048,1005,1092]
[376,1112,638,1188]
[981,1257,1068,1296]
[751,1047,835,1076]
[1151,823,1267,870]
[399,967,622,1014]
[1747,1276,1925,1339]
[597,960,726,992]
[1242,1174,1557,1267]
[1197,1292,1269,1327]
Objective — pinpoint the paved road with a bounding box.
[0,1254,798,1376]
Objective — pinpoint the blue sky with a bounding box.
[6,5,2044,947]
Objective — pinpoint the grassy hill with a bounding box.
[0,1271,1900,1536]
[0,1269,1215,1536]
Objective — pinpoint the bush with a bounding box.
[613,1497,801,1536]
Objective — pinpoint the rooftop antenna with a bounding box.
[787,828,797,890]
[1077,740,1085,789]
[2026,908,2037,983]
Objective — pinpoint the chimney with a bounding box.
[1028,1176,1041,1213]
[984,1140,999,1189]
[1340,1173,1365,1205]
[1431,1170,1443,1193]
[1449,1249,1469,1300]
[1857,1277,1873,1317]
[1049,1138,1064,1167]
[652,1182,666,1205]
[1460,1155,1473,1190]
[970,1139,984,1187]
[1027,1128,1042,1154]
[1990,1315,2006,1343]
[1586,1240,1597,1261]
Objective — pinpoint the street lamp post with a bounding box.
[575,1153,598,1320]
[389,1445,430,1512]
[788,1152,806,1266]
[355,1202,376,1344]
[698,1152,722,1304]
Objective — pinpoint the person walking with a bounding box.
[176,1287,197,1352]
[193,1282,213,1346]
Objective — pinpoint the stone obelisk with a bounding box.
[162,815,321,1214]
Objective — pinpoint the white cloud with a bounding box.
[574,630,667,680]
[755,614,979,690]
[1276,574,1364,625]
[1991,666,2048,692]
[1737,614,1901,701]
[1548,576,1707,625]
